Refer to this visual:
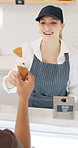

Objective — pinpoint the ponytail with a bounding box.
[59,30,62,39]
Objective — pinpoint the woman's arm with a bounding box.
[3,71,17,93]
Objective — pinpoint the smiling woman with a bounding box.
[3,5,78,109]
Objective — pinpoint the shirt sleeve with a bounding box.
[3,70,17,94]
[67,54,78,103]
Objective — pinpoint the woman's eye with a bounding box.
[51,22,57,24]
[40,22,46,24]
[40,21,57,25]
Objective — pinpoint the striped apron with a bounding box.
[29,53,70,109]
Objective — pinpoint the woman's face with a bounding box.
[39,16,64,41]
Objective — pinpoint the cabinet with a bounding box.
[25,0,75,4]
[0,0,76,4]
[0,0,14,2]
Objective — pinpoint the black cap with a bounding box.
[35,5,63,23]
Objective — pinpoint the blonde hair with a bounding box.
[59,30,62,39]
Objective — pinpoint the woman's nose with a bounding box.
[45,24,51,29]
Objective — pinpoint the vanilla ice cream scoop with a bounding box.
[16,57,30,69]
[16,57,30,81]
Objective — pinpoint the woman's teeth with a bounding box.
[44,32,53,35]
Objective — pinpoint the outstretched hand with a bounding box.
[17,71,35,101]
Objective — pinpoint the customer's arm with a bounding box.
[14,71,34,148]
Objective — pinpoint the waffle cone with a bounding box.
[17,66,28,81]
[13,47,22,57]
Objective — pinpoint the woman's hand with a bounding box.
[8,70,19,87]
[17,71,35,101]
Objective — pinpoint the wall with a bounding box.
[0,70,19,105]
[0,1,78,55]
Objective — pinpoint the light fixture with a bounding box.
[15,0,24,5]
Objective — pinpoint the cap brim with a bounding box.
[35,14,62,22]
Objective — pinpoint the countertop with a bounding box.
[0,105,78,136]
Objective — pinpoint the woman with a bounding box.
[3,5,78,108]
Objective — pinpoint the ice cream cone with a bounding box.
[13,47,22,57]
[17,66,28,81]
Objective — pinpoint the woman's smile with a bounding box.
[43,31,53,35]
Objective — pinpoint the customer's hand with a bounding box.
[17,71,34,101]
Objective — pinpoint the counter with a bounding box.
[0,105,78,136]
